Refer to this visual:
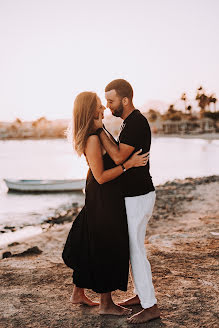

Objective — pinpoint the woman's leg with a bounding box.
[99,292,132,315]
[70,286,99,306]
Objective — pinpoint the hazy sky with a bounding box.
[0,0,219,121]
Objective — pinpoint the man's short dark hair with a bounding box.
[105,79,133,100]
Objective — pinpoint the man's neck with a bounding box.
[121,105,135,120]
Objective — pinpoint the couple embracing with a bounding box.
[62,79,160,324]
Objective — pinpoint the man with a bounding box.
[94,79,160,324]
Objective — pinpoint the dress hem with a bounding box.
[74,282,128,294]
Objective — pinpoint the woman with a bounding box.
[62,91,149,316]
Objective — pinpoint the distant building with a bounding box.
[161,118,215,134]
[0,122,10,138]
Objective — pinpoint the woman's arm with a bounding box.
[85,135,148,185]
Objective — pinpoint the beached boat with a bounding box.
[3,179,86,192]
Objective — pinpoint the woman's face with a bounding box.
[94,97,106,120]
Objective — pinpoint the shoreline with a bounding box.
[0,175,218,327]
[0,136,65,141]
[0,175,218,249]
[152,132,219,140]
[0,203,82,249]
[0,132,219,141]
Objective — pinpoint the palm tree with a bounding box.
[147,109,158,122]
[187,105,192,115]
[181,93,187,113]
[209,94,217,112]
[167,104,176,113]
[163,104,183,121]
[196,86,209,114]
[15,118,22,124]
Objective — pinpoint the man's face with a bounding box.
[105,89,124,117]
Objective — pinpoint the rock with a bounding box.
[8,242,20,247]
[2,251,12,259]
[13,246,42,257]
[43,205,80,226]
[45,215,73,225]
[4,226,15,230]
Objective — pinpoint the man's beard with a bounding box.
[112,101,124,117]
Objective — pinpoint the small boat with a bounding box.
[3,179,86,192]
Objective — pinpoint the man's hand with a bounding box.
[128,150,150,168]
[94,112,103,130]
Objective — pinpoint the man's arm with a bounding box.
[99,129,135,165]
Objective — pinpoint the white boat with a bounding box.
[3,179,86,192]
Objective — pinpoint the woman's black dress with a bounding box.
[62,151,129,293]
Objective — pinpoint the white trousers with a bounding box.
[125,191,157,309]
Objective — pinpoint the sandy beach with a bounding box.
[0,175,218,328]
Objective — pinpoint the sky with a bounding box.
[0,0,219,121]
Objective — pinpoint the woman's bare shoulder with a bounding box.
[85,135,101,154]
[86,134,100,144]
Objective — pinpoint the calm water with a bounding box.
[0,138,219,229]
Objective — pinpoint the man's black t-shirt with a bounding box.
[118,109,155,197]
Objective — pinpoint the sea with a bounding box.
[0,137,218,245]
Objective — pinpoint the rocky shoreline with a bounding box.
[0,175,219,327]
[2,175,217,238]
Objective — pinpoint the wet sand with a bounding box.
[0,176,218,328]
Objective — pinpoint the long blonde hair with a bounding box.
[72,91,97,156]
